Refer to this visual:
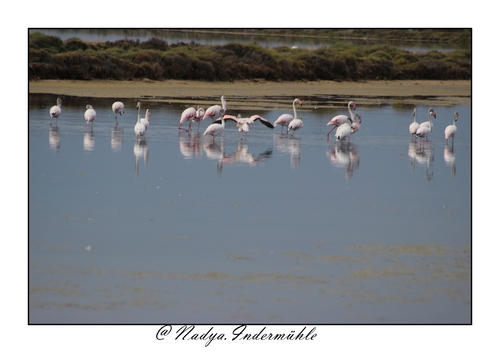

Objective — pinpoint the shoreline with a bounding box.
[29,79,471,109]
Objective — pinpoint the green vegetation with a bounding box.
[28,31,471,82]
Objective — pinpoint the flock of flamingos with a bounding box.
[48,95,459,145]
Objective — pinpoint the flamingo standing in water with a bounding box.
[444,112,459,146]
[112,101,125,124]
[409,108,419,140]
[221,113,274,139]
[416,108,437,141]
[203,96,227,122]
[84,104,96,127]
[273,98,302,134]
[350,114,362,134]
[335,117,353,144]
[326,101,356,140]
[179,106,205,132]
[204,113,225,142]
[134,102,146,137]
[141,109,151,131]
[287,114,303,136]
[50,98,62,126]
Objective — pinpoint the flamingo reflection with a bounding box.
[203,139,230,176]
[179,132,203,159]
[223,141,273,167]
[326,143,360,181]
[49,126,60,152]
[274,134,301,168]
[444,145,457,176]
[203,139,225,161]
[83,129,95,152]
[134,138,149,176]
[408,140,434,181]
[111,125,123,152]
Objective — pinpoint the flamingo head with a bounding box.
[136,102,141,110]
[454,112,459,121]
[354,114,362,123]
[349,101,356,110]
[413,108,416,117]
[429,108,436,119]
[196,107,205,119]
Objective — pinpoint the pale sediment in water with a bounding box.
[29,79,471,109]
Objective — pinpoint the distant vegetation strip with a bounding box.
[28,32,471,82]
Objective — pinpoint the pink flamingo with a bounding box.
[350,114,362,134]
[134,102,146,137]
[141,109,151,131]
[274,98,302,134]
[335,117,353,144]
[222,113,274,139]
[203,112,226,142]
[416,108,437,141]
[84,104,96,127]
[49,98,62,126]
[203,96,227,122]
[179,106,205,132]
[444,112,459,146]
[287,114,303,136]
[409,108,419,140]
[111,101,125,124]
[326,101,356,140]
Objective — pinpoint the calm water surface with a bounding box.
[29,29,468,52]
[29,95,471,323]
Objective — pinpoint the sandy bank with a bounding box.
[29,79,471,109]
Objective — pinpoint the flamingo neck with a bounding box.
[293,100,298,119]
[348,102,355,118]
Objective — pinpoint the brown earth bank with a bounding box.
[29,79,471,110]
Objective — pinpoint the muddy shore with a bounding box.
[29,79,471,110]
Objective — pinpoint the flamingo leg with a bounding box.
[326,126,337,140]
[178,124,189,132]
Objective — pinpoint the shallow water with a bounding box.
[29,95,471,324]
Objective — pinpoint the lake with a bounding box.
[29,29,468,52]
[29,94,471,324]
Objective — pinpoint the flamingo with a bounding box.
[203,112,225,142]
[141,109,151,131]
[409,108,419,140]
[203,96,227,122]
[287,114,303,136]
[111,101,125,124]
[49,98,62,126]
[134,102,146,137]
[274,98,302,134]
[444,112,459,146]
[335,117,353,144]
[179,106,205,132]
[416,108,437,141]
[84,104,96,127]
[326,100,356,140]
[350,114,362,134]
[221,113,274,139]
